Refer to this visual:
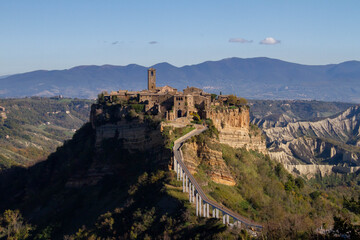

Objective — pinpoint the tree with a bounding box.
[0,209,33,240]
[227,95,237,106]
[237,97,248,105]
[211,94,217,101]
[111,95,118,103]
[97,93,105,104]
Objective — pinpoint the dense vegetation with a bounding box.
[189,131,360,239]
[0,97,92,169]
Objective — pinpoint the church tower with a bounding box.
[148,68,156,91]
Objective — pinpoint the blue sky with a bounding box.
[1,0,360,75]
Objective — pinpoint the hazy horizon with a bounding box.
[2,0,360,76]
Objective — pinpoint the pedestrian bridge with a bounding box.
[172,126,263,231]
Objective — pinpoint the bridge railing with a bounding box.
[172,126,263,231]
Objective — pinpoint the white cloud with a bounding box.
[229,38,252,43]
[203,86,221,90]
[260,37,281,45]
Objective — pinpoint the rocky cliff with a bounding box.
[89,103,267,186]
[91,104,165,153]
[208,107,267,153]
[249,100,355,129]
[66,104,171,188]
[265,106,360,145]
[264,106,360,177]
[251,113,296,129]
[182,139,236,186]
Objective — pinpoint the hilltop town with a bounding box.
[102,68,248,121]
[94,68,266,154]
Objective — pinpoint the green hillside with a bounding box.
[0,97,93,170]
[186,129,360,238]
[1,100,360,239]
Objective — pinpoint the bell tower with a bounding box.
[148,68,156,91]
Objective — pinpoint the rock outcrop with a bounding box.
[265,106,360,145]
[208,107,267,153]
[182,140,236,186]
[66,103,171,188]
[283,164,360,179]
[263,106,360,177]
[268,136,360,166]
[251,113,296,129]
[90,104,165,153]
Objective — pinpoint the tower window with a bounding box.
[151,71,154,76]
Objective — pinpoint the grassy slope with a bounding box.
[0,97,93,169]
[190,131,360,238]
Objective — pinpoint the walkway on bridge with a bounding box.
[172,125,262,231]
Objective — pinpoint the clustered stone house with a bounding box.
[106,68,219,120]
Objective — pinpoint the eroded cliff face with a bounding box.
[208,107,267,153]
[283,164,360,179]
[251,113,297,129]
[66,104,170,188]
[265,106,360,145]
[91,104,164,152]
[182,139,236,186]
[263,106,360,177]
[268,136,360,165]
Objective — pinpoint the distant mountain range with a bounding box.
[1,57,360,102]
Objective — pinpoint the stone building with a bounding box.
[106,68,228,121]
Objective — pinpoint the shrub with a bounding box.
[131,104,145,113]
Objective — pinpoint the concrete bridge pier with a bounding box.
[192,185,195,203]
[185,175,188,192]
[182,172,185,192]
[203,202,206,217]
[188,181,192,203]
[216,208,219,218]
[222,214,230,225]
[196,193,199,216]
[176,163,180,180]
[199,196,202,216]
